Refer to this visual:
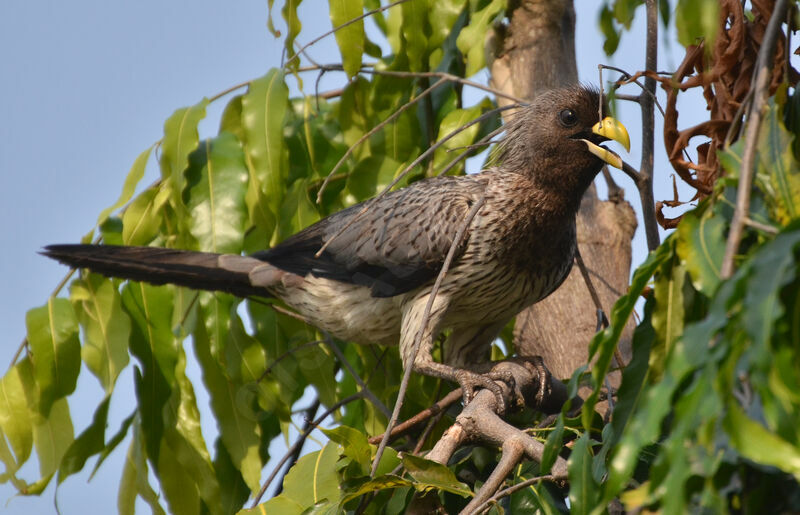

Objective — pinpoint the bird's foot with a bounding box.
[501,356,551,409]
[454,368,514,415]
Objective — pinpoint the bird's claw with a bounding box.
[454,369,510,415]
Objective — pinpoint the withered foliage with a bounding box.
[628,0,798,228]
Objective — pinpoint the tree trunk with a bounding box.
[489,0,636,381]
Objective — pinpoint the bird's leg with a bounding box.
[400,303,509,412]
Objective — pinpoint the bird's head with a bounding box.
[495,85,630,206]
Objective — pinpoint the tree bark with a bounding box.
[489,0,636,381]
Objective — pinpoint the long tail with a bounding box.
[42,244,281,298]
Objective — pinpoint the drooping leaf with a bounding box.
[57,395,110,483]
[25,298,81,416]
[676,205,726,296]
[241,69,290,219]
[160,98,210,213]
[330,0,365,78]
[456,0,504,77]
[121,185,171,246]
[183,132,249,254]
[281,441,342,508]
[0,360,34,469]
[568,433,598,515]
[97,145,153,225]
[70,274,131,392]
[675,0,719,48]
[401,453,472,497]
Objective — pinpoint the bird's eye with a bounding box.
[559,108,578,127]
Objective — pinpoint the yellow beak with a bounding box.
[580,117,631,170]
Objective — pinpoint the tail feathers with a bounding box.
[42,244,278,298]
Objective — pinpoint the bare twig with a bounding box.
[743,216,778,234]
[370,194,487,477]
[316,108,508,258]
[637,0,660,252]
[721,0,788,278]
[283,0,409,69]
[468,474,559,515]
[367,388,462,445]
[316,76,449,202]
[462,440,525,513]
[322,334,392,418]
[251,392,365,506]
[272,399,320,496]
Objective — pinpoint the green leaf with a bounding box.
[277,178,321,241]
[156,347,222,513]
[676,205,726,296]
[614,0,644,28]
[457,0,504,77]
[70,274,131,392]
[675,0,719,48]
[90,409,136,479]
[598,5,621,56]
[118,419,166,515]
[32,397,74,484]
[121,185,171,246]
[282,0,304,73]
[322,425,371,469]
[568,433,598,515]
[0,361,34,468]
[756,101,800,224]
[193,307,263,493]
[401,0,430,72]
[160,98,209,210]
[725,400,800,480]
[247,495,304,515]
[213,438,251,514]
[583,241,672,430]
[282,441,342,507]
[57,396,110,483]
[183,132,249,254]
[742,226,800,346]
[433,105,483,171]
[25,298,81,416]
[97,145,153,225]
[340,475,414,503]
[330,0,365,78]
[650,252,685,378]
[242,69,290,218]
[401,453,472,497]
[428,0,467,50]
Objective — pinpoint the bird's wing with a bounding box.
[255,175,485,297]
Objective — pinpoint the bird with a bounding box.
[43,85,629,410]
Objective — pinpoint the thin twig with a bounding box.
[322,334,392,418]
[283,0,410,69]
[638,0,661,252]
[462,441,525,513]
[370,194,487,477]
[367,388,462,445]
[316,76,449,202]
[743,216,778,234]
[301,64,527,105]
[469,475,559,514]
[721,0,788,278]
[258,340,325,383]
[251,392,365,506]
[272,399,320,496]
[315,107,509,258]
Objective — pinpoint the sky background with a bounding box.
[1,1,700,512]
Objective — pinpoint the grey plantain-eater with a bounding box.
[43,85,630,408]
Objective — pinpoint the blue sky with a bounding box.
[1,1,693,512]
